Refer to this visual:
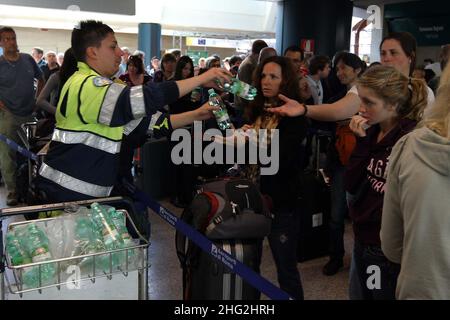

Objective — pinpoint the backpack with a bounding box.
[188,178,272,239]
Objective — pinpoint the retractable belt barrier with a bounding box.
[0,133,37,161]
[0,133,292,300]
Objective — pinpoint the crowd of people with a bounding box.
[0,20,449,300]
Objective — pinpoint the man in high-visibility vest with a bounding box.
[37,20,230,202]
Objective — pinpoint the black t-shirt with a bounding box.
[259,116,308,211]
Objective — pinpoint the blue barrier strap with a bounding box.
[134,189,292,300]
[0,133,37,161]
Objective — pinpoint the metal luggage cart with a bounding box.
[0,197,150,300]
[18,121,49,186]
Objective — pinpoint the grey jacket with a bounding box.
[381,126,450,300]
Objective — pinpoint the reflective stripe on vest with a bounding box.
[52,128,121,154]
[39,163,113,197]
[123,118,143,136]
[129,85,146,119]
[99,83,127,126]
[148,111,163,135]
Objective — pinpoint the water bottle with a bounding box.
[190,87,202,102]
[216,78,257,100]
[6,232,31,266]
[75,214,106,271]
[208,89,232,130]
[107,208,136,267]
[22,223,56,287]
[90,203,124,270]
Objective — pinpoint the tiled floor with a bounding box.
[1,184,354,300]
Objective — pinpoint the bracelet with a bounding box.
[303,104,308,116]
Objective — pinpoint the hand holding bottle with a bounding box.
[200,67,232,89]
[349,115,371,137]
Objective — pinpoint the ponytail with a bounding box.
[399,78,427,121]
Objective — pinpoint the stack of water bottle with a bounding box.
[5,203,138,289]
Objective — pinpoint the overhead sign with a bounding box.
[388,16,450,46]
[0,0,135,15]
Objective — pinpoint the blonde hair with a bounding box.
[357,65,428,122]
[420,63,450,138]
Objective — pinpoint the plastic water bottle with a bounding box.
[6,232,31,266]
[208,89,232,130]
[107,208,136,267]
[22,223,56,287]
[90,203,124,270]
[90,203,124,247]
[216,78,257,100]
[75,215,106,271]
[190,87,202,102]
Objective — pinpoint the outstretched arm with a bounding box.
[175,67,232,98]
[268,92,361,122]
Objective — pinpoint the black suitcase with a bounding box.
[186,239,261,300]
[138,137,175,199]
[297,132,331,262]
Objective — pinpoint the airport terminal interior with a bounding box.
[0,0,449,301]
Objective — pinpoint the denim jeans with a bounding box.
[349,241,400,300]
[328,164,348,260]
[268,208,304,300]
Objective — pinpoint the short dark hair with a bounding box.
[171,50,181,58]
[71,20,114,62]
[229,55,242,66]
[308,55,331,75]
[127,55,145,74]
[334,52,366,76]
[380,32,417,76]
[0,26,15,41]
[252,40,268,55]
[284,45,304,61]
[160,53,176,72]
[32,47,44,55]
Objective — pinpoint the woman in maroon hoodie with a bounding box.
[345,65,428,299]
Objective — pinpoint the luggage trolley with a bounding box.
[0,197,150,300]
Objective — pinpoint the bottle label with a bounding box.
[103,229,120,245]
[216,114,230,123]
[238,84,250,97]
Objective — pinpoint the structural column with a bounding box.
[138,23,161,68]
[276,0,353,58]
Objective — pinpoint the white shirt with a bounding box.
[305,75,323,105]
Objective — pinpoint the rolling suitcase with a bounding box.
[138,137,175,199]
[187,239,261,300]
[176,178,271,300]
[297,132,331,262]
